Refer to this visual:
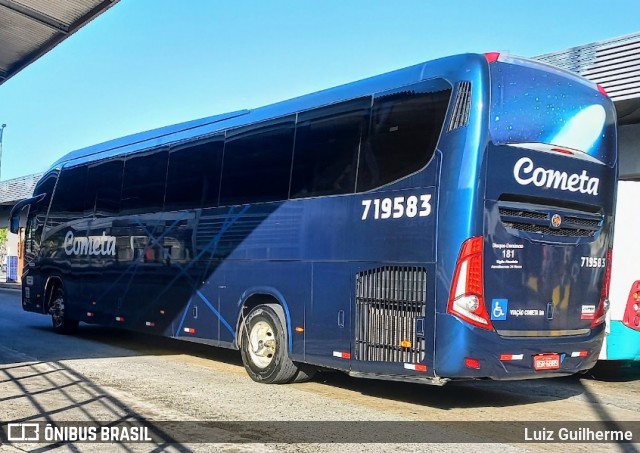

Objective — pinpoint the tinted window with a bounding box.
[166,136,223,210]
[357,80,451,192]
[49,166,89,217]
[291,97,370,198]
[489,58,616,166]
[122,149,168,213]
[220,117,295,205]
[26,171,57,258]
[87,159,124,217]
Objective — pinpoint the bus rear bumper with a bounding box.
[434,313,604,380]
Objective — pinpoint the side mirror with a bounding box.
[9,215,20,234]
[8,193,45,234]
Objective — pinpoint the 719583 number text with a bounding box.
[361,195,432,220]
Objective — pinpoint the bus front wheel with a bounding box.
[240,305,299,384]
[49,286,78,335]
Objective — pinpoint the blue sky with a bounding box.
[1,0,639,180]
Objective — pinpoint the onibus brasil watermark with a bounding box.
[5,423,152,443]
[1,421,636,444]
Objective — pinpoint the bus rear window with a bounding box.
[489,58,616,166]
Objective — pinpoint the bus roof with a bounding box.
[51,53,486,170]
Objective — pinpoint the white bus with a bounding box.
[600,122,640,363]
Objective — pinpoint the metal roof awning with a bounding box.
[0,0,119,86]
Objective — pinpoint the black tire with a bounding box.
[240,305,299,384]
[49,286,79,335]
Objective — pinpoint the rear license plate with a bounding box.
[533,353,560,371]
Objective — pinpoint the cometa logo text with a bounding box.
[64,231,116,256]
[513,157,599,195]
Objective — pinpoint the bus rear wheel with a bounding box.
[49,286,78,335]
[240,305,300,384]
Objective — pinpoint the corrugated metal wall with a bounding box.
[0,0,119,85]
[536,32,640,102]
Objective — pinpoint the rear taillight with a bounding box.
[592,248,612,328]
[622,280,640,331]
[551,147,574,156]
[447,237,493,330]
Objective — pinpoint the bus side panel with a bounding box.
[65,213,198,334]
[171,263,226,344]
[605,180,640,360]
[114,216,193,331]
[37,219,94,322]
[305,262,352,370]
[219,261,311,357]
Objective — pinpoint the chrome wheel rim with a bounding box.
[248,320,276,369]
[51,294,64,328]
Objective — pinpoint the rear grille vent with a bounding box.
[563,215,601,228]
[498,207,547,220]
[498,202,602,238]
[355,266,427,363]
[501,222,596,237]
[447,81,472,131]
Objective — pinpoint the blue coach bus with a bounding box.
[11,53,617,385]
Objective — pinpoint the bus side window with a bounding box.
[165,135,224,211]
[122,149,168,214]
[356,80,452,192]
[25,171,56,259]
[87,159,124,217]
[47,166,89,230]
[291,97,371,198]
[220,117,295,206]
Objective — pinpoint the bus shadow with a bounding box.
[312,371,585,409]
[4,301,633,416]
[17,322,594,411]
[24,323,244,367]
[587,360,640,382]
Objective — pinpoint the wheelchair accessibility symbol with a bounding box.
[491,299,508,321]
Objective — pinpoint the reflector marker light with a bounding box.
[404,363,427,372]
[485,52,501,63]
[332,351,351,359]
[87,312,95,317]
[115,316,125,322]
[571,351,589,358]
[465,357,481,369]
[183,327,196,334]
[92,301,97,305]
[597,84,608,97]
[400,340,412,348]
[146,322,155,327]
[592,248,612,328]
[499,354,524,361]
[295,326,304,333]
[160,310,166,315]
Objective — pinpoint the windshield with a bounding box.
[489,57,616,166]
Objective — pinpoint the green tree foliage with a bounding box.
[0,228,7,247]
